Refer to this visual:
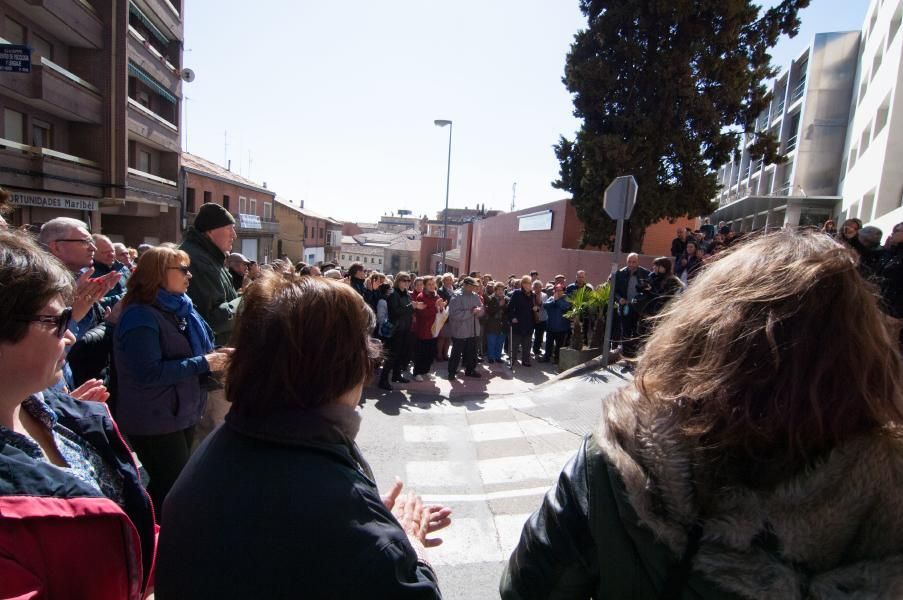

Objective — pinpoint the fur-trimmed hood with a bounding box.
[596,388,903,599]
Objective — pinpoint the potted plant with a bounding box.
[558,284,611,371]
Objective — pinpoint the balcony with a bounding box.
[791,80,806,103]
[785,135,798,153]
[127,167,180,205]
[127,26,180,90]
[127,98,179,152]
[0,137,103,196]
[4,0,103,48]
[237,213,280,235]
[132,0,183,42]
[0,56,102,124]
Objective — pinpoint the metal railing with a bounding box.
[791,80,806,102]
[785,135,798,152]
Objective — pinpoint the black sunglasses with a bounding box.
[18,307,73,339]
[167,266,191,275]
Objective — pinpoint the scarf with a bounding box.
[153,289,215,356]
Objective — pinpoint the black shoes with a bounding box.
[447,373,456,381]
[378,381,392,391]
[392,375,410,383]
[464,371,481,378]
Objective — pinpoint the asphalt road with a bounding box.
[357,363,632,600]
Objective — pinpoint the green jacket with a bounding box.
[179,228,240,346]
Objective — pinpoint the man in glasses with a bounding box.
[38,218,121,387]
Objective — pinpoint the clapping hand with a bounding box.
[69,378,110,403]
[383,479,453,551]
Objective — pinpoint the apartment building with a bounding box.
[0,0,184,245]
[838,0,903,234]
[182,152,276,263]
[709,31,861,231]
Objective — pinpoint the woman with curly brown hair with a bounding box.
[502,230,903,598]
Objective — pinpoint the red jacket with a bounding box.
[0,391,156,600]
[412,291,442,340]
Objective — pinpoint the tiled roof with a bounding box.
[182,153,272,195]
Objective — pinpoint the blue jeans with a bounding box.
[486,332,506,360]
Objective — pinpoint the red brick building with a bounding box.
[182,153,277,263]
[0,0,185,245]
[462,199,698,284]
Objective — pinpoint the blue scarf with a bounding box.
[152,289,215,356]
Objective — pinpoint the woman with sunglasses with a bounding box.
[0,229,156,599]
[114,245,231,512]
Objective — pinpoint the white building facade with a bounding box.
[838,0,903,234]
[709,31,861,231]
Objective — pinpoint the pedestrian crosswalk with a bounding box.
[358,394,584,583]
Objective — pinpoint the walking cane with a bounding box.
[508,323,514,372]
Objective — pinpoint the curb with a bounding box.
[532,349,623,390]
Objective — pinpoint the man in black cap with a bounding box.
[180,203,241,443]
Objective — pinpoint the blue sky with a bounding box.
[182,0,871,222]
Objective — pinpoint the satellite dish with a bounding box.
[180,68,195,83]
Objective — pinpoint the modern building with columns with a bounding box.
[708,31,861,231]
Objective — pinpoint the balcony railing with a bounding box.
[0,137,100,167]
[128,167,177,186]
[785,135,798,152]
[791,80,806,103]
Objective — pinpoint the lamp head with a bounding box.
[434,119,452,127]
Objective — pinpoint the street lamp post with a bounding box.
[434,119,452,274]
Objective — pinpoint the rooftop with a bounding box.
[182,153,272,196]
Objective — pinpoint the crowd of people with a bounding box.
[3,187,903,597]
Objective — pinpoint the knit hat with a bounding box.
[194,203,236,233]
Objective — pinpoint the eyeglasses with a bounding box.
[17,307,73,339]
[55,238,96,247]
[167,266,191,275]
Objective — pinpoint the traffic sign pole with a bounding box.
[600,175,637,368]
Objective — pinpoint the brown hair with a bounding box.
[634,230,903,486]
[0,229,73,343]
[122,244,189,308]
[227,271,380,414]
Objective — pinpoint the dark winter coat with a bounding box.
[484,294,510,334]
[114,303,210,436]
[501,389,903,599]
[157,405,440,599]
[880,244,903,319]
[612,266,652,304]
[179,227,240,345]
[508,289,536,336]
[387,288,414,333]
[543,296,571,333]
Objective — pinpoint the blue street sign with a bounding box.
[0,44,32,73]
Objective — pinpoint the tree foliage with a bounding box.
[555,0,810,251]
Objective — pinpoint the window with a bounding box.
[186,188,196,213]
[860,122,873,157]
[223,195,230,211]
[203,191,212,204]
[263,202,272,221]
[136,91,151,108]
[31,33,52,60]
[859,78,869,104]
[872,43,884,81]
[249,198,257,215]
[861,189,876,223]
[341,254,346,260]
[239,196,247,213]
[4,17,25,44]
[355,256,360,261]
[138,150,151,172]
[876,92,891,134]
[4,108,24,143]
[786,113,800,152]
[849,145,859,170]
[891,4,903,44]
[31,119,51,148]
[319,227,324,239]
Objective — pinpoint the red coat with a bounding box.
[0,391,157,600]
[412,291,442,340]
